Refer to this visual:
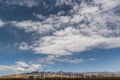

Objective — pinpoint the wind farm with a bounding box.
[0,71,120,80]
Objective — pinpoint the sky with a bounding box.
[0,0,120,76]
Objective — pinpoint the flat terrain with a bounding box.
[0,73,120,80]
[0,76,120,80]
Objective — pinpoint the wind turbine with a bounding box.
[43,65,46,80]
[72,72,75,80]
[60,71,62,80]
[83,72,86,79]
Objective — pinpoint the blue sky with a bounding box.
[0,0,120,76]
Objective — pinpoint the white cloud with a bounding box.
[32,32,120,56]
[0,61,42,73]
[36,55,97,64]
[37,55,57,65]
[19,42,29,50]
[33,13,46,20]
[58,58,84,64]
[5,0,39,8]
[0,20,5,27]
[81,6,99,14]
[93,0,120,11]
[89,58,96,61]
[5,0,77,8]
[70,15,83,24]
[55,0,77,6]
[11,0,120,57]
[58,58,97,64]
[12,20,41,32]
[12,20,55,34]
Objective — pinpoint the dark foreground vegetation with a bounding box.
[0,76,120,80]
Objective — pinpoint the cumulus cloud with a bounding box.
[11,0,120,57]
[0,61,41,73]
